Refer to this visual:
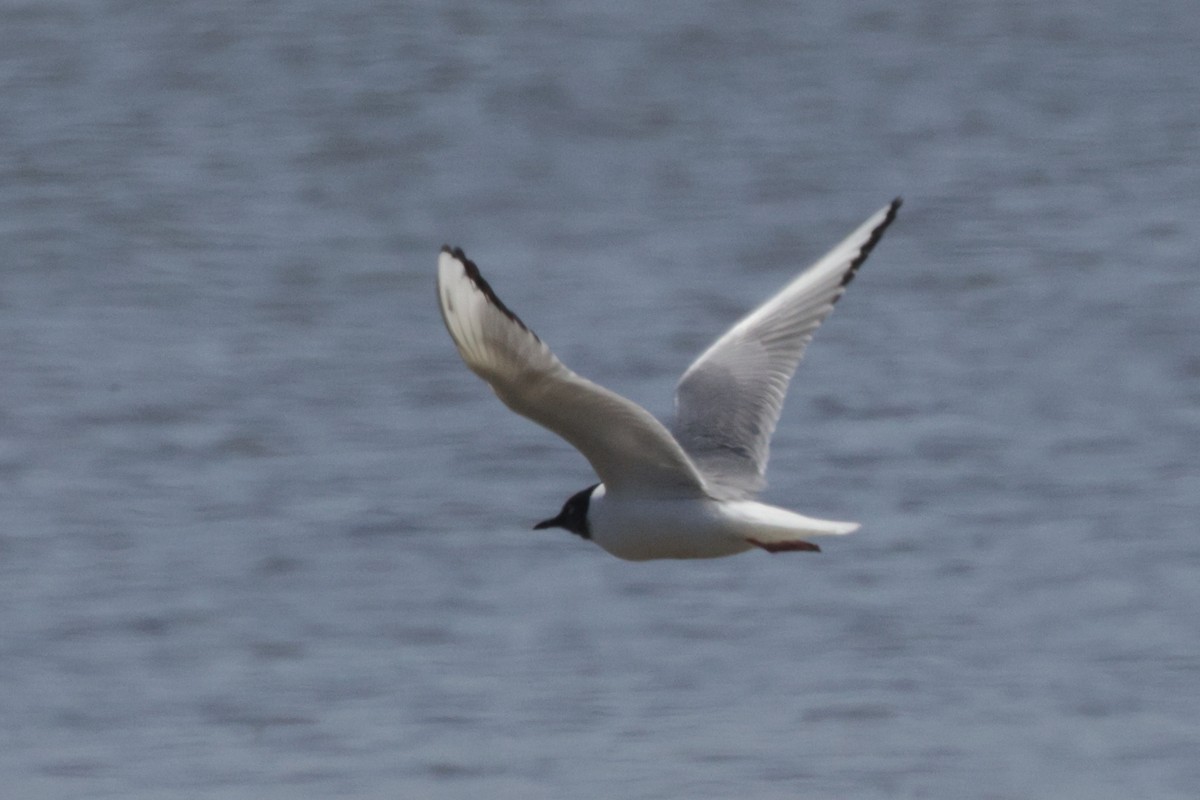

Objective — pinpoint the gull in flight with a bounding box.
[437,199,900,560]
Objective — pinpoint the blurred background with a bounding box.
[1,1,1197,798]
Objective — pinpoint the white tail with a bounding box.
[720,500,858,553]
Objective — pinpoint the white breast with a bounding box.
[586,485,754,561]
[585,484,859,561]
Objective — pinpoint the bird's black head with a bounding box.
[533,484,598,540]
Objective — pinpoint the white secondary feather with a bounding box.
[437,247,708,496]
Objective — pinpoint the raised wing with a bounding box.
[673,199,901,498]
[438,246,708,496]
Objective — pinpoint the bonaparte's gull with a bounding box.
[438,199,900,560]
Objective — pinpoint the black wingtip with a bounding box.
[440,244,537,339]
[837,196,903,292]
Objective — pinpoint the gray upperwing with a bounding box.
[673,199,901,497]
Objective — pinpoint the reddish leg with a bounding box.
[747,538,821,553]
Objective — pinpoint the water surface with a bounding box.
[1,1,1198,797]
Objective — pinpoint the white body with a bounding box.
[437,200,900,560]
[587,484,859,561]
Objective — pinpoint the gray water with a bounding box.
[2,1,1198,798]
